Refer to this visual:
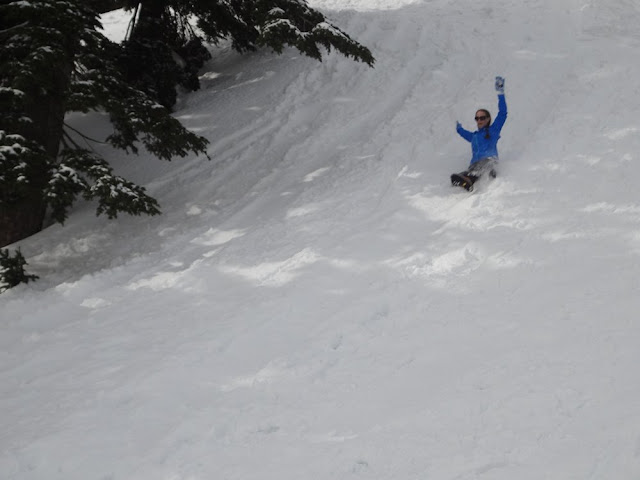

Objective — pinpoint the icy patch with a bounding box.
[286,203,321,219]
[397,165,422,179]
[604,127,639,140]
[227,71,275,90]
[128,271,185,291]
[582,203,640,215]
[80,297,111,309]
[200,71,222,81]
[158,227,176,237]
[542,230,589,242]
[310,431,359,443]
[628,231,640,254]
[127,260,204,292]
[418,245,481,276]
[220,361,285,392]
[219,248,321,287]
[192,228,246,246]
[32,234,108,266]
[574,154,601,166]
[485,252,533,269]
[304,167,331,182]
[186,205,203,216]
[332,97,356,103]
[386,244,483,281]
[328,258,361,270]
[514,49,566,60]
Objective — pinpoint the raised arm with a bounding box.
[492,77,507,133]
[456,121,473,142]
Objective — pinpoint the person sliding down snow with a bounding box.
[451,76,508,191]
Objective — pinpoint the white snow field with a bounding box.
[3,0,640,478]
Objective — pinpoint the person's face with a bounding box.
[475,111,490,128]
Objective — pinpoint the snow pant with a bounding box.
[461,156,498,181]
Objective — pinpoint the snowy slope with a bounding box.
[3,1,640,479]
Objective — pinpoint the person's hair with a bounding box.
[476,109,491,138]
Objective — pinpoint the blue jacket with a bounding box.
[457,94,507,165]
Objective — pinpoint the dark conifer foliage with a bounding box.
[119,0,375,108]
[0,0,209,249]
[0,248,38,292]
[0,0,373,286]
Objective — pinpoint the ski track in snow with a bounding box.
[3,0,640,479]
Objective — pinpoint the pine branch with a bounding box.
[63,122,107,146]
[0,21,29,39]
[62,129,83,151]
[124,3,140,41]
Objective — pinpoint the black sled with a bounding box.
[450,167,497,192]
[450,173,476,192]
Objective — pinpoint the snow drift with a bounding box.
[2,1,640,479]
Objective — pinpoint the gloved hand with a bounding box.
[456,121,462,130]
[495,76,505,94]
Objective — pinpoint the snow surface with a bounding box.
[3,0,640,479]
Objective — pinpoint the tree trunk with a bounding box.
[0,198,47,248]
[130,0,166,39]
[0,58,72,248]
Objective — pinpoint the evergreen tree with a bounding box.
[119,0,375,108]
[0,248,38,293]
[0,0,209,248]
[0,0,373,258]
